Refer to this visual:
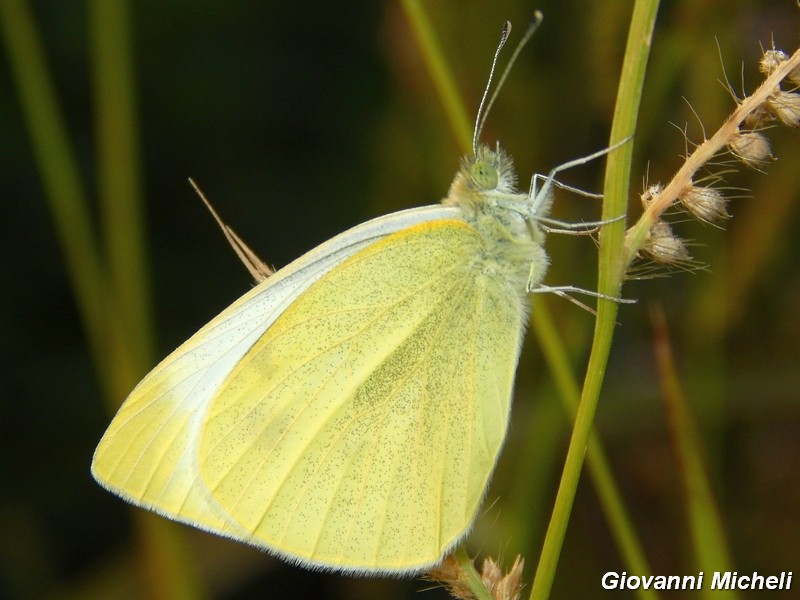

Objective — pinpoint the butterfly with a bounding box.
[91,13,617,575]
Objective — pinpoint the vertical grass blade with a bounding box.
[651,305,738,600]
[90,0,155,396]
[532,304,658,600]
[0,0,110,393]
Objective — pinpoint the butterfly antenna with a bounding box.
[472,21,512,155]
[473,11,544,154]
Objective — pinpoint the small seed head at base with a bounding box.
[760,47,800,85]
[644,220,690,264]
[759,49,789,75]
[680,184,730,223]
[480,556,525,600]
[728,130,774,168]
[426,556,472,600]
[766,91,800,128]
[426,555,525,600]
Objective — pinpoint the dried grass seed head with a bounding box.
[760,49,789,75]
[680,184,730,223]
[645,220,691,264]
[766,90,800,128]
[729,130,774,168]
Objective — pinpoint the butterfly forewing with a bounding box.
[91,206,461,541]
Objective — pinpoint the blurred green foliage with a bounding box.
[1,1,799,598]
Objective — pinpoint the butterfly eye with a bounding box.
[469,160,499,190]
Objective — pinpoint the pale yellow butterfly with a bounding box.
[91,14,612,575]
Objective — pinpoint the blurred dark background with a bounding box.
[2,1,799,598]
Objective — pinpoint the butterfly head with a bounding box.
[444,144,519,211]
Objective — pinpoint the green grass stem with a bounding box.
[401,1,658,596]
[530,1,660,598]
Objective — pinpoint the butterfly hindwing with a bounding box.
[197,218,527,572]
